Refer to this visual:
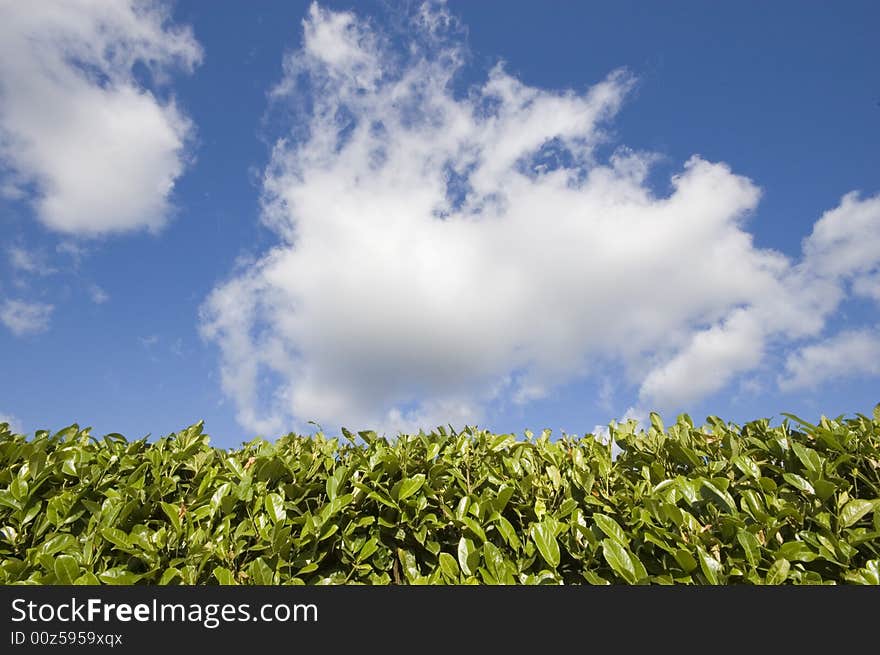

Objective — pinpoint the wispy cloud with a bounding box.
[56,241,90,263]
[0,298,53,336]
[201,2,880,435]
[6,245,56,276]
[89,285,110,305]
[139,335,160,348]
[0,0,202,236]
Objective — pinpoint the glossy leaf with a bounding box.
[840,499,875,528]
[697,548,722,585]
[397,474,425,502]
[265,493,286,523]
[593,514,628,545]
[438,552,459,580]
[602,539,637,584]
[766,559,790,585]
[737,529,761,568]
[54,555,79,584]
[531,520,560,569]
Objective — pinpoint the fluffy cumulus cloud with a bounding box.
[0,298,54,336]
[201,2,880,435]
[0,0,201,235]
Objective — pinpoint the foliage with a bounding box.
[1,406,879,585]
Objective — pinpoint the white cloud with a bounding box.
[802,192,880,279]
[56,241,90,262]
[89,285,110,304]
[632,189,880,412]
[6,245,56,276]
[1,298,53,336]
[801,191,880,305]
[0,0,202,236]
[201,3,880,435]
[639,309,765,408]
[780,328,880,391]
[8,246,36,273]
[853,273,880,302]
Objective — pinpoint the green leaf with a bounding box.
[531,520,560,569]
[396,474,425,502]
[426,442,441,460]
[438,552,460,580]
[356,537,379,562]
[98,568,143,585]
[74,572,101,585]
[0,526,16,543]
[10,477,29,501]
[61,458,77,477]
[494,515,521,551]
[783,473,815,496]
[249,558,274,585]
[0,490,20,512]
[325,471,340,501]
[733,455,761,479]
[650,412,665,434]
[791,442,823,475]
[54,555,79,584]
[213,567,237,585]
[38,533,77,557]
[493,485,514,513]
[861,560,880,585]
[765,558,790,585]
[593,513,628,545]
[777,541,817,562]
[697,547,721,585]
[483,542,510,584]
[700,479,736,512]
[457,536,478,577]
[674,549,698,573]
[209,482,232,514]
[21,501,42,526]
[840,499,876,528]
[812,478,837,502]
[737,529,761,568]
[225,456,246,478]
[319,523,338,541]
[264,493,286,523]
[159,568,181,585]
[602,539,637,584]
[781,413,817,431]
[160,501,181,532]
[461,516,487,543]
[583,570,610,585]
[100,527,131,551]
[397,548,420,582]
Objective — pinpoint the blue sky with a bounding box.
[1,1,878,449]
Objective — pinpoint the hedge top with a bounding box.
[1,406,878,584]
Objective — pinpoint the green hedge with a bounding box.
[1,407,879,585]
